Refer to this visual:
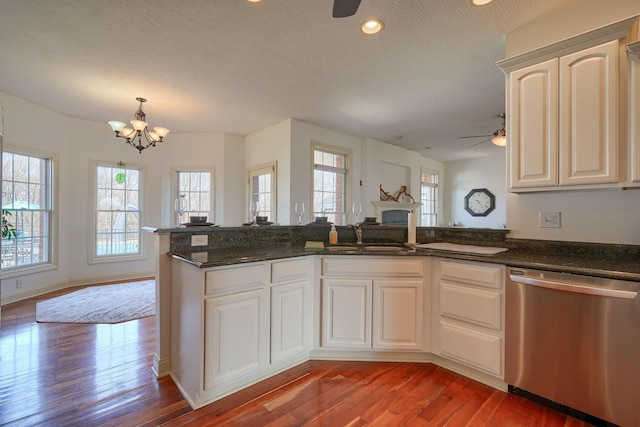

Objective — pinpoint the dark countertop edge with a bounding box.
[170,246,640,282]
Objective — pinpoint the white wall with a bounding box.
[0,90,244,302]
[244,120,291,224]
[503,1,640,244]
[444,154,506,229]
[290,119,362,224]
[505,0,640,57]
[363,138,445,224]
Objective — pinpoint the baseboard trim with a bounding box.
[1,271,155,305]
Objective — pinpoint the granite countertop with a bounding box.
[170,242,640,282]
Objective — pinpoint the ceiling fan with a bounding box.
[333,0,362,17]
[459,113,506,147]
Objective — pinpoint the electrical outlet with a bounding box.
[191,235,208,246]
[540,211,561,228]
[16,279,23,289]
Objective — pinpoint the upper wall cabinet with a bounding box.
[499,17,638,192]
[629,41,640,183]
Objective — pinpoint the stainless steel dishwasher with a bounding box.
[505,268,640,427]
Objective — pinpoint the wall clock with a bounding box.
[464,188,495,217]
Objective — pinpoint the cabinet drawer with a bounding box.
[440,284,501,330]
[271,257,310,284]
[440,321,502,377]
[440,260,503,289]
[322,257,423,277]
[205,263,267,295]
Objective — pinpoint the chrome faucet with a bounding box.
[351,223,363,245]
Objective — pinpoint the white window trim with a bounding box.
[88,159,146,264]
[171,165,216,225]
[420,167,439,227]
[311,141,352,224]
[1,144,59,277]
[247,161,277,223]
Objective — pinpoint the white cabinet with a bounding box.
[629,41,640,183]
[170,256,313,409]
[204,288,269,390]
[202,262,269,390]
[320,257,426,351]
[322,278,372,349]
[270,258,313,363]
[373,280,423,351]
[506,40,620,191]
[509,57,559,188]
[431,258,504,378]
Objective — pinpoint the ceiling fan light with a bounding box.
[491,133,506,146]
[471,0,494,6]
[361,19,384,35]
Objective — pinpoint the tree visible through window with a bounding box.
[248,162,276,222]
[94,164,141,258]
[421,170,438,226]
[313,146,348,225]
[1,151,53,269]
[177,170,212,224]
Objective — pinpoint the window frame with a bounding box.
[420,168,439,227]
[247,161,277,223]
[312,142,351,226]
[1,145,58,277]
[89,160,146,264]
[172,166,215,225]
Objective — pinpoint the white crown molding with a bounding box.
[498,16,638,73]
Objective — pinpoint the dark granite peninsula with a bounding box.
[146,224,640,409]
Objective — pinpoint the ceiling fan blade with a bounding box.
[333,0,362,17]
[458,134,493,139]
[468,138,491,148]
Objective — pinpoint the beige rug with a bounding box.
[36,280,155,324]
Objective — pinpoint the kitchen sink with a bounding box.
[326,245,360,251]
[362,245,407,252]
[325,244,410,252]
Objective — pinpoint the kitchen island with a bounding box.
[148,225,640,411]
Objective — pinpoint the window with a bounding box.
[248,162,276,222]
[313,144,349,225]
[93,162,142,261]
[176,170,213,224]
[420,169,438,226]
[1,150,54,270]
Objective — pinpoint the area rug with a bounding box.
[36,280,155,324]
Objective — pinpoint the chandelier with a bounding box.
[108,97,170,153]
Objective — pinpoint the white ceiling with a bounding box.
[0,0,569,162]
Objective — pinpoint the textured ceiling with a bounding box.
[0,0,570,162]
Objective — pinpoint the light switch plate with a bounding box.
[540,211,561,228]
[191,235,208,246]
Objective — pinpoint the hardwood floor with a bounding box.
[1,287,589,427]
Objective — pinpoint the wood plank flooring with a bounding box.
[0,286,589,426]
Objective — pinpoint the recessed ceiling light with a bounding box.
[361,19,384,35]
[247,0,262,3]
[471,0,494,5]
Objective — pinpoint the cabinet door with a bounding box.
[509,57,559,189]
[204,289,269,390]
[372,280,423,351]
[321,278,372,349]
[271,280,312,363]
[559,40,619,185]
[628,42,640,183]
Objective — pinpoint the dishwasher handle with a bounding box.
[509,274,638,299]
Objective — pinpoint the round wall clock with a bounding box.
[464,188,495,217]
